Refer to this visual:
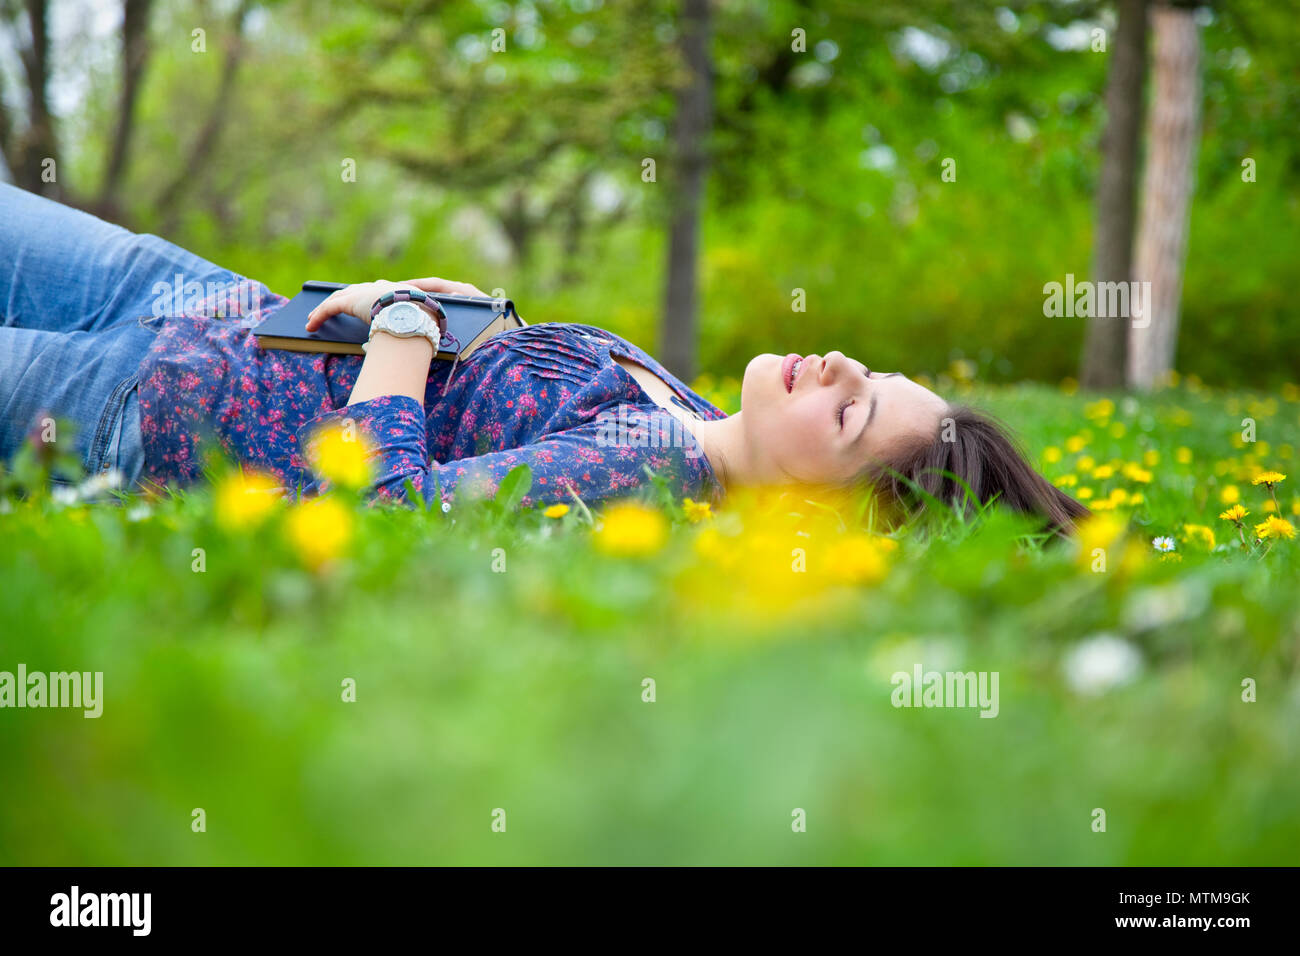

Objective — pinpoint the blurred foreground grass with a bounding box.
[0,377,1297,865]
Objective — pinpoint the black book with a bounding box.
[254,280,525,360]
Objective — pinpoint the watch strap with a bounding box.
[363,290,463,361]
[369,288,448,329]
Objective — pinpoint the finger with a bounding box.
[403,276,486,298]
[305,291,348,331]
[402,277,456,294]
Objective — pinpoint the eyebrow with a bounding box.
[861,395,878,437]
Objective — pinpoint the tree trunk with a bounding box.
[1080,0,1148,390]
[99,0,155,211]
[1128,3,1200,391]
[13,0,61,198]
[154,0,251,229]
[659,0,713,382]
[499,186,533,268]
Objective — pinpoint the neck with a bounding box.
[688,412,755,490]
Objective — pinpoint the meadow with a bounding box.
[0,372,1296,866]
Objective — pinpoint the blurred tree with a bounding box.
[151,0,253,233]
[1080,0,1147,390]
[98,0,154,218]
[659,0,713,380]
[311,0,676,272]
[1,0,62,198]
[1129,1,1201,390]
[0,0,262,228]
[3,0,1294,387]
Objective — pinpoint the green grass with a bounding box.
[0,380,1297,865]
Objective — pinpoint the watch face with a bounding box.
[380,301,423,333]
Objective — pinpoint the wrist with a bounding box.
[364,291,447,355]
[366,329,435,360]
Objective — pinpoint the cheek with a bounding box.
[765,400,833,466]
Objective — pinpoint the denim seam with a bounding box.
[88,374,138,475]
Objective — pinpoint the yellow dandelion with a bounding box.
[1076,455,1096,472]
[693,525,727,563]
[682,498,713,523]
[286,496,353,570]
[1043,446,1062,464]
[1128,492,1144,505]
[1075,513,1125,569]
[948,358,976,383]
[1220,485,1240,505]
[594,501,667,556]
[1054,474,1078,488]
[1143,449,1160,467]
[821,533,890,586]
[543,503,570,519]
[1254,516,1295,540]
[215,469,283,531]
[1263,499,1278,513]
[1108,488,1130,505]
[1252,471,1287,487]
[1084,399,1114,420]
[307,421,375,490]
[1121,462,1153,483]
[1065,436,1087,454]
[1091,464,1115,480]
[1181,524,1216,550]
[1219,504,1248,522]
[1175,447,1192,465]
[1076,487,1094,500]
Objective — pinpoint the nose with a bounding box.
[819,351,849,382]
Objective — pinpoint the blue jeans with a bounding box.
[0,182,244,493]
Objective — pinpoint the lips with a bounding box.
[782,353,803,393]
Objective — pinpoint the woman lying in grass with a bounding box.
[0,183,1087,534]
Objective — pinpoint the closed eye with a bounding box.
[836,398,854,428]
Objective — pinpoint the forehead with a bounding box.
[886,374,943,406]
[869,374,946,445]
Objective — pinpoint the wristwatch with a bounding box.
[364,289,448,354]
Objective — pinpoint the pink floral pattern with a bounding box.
[136,289,727,510]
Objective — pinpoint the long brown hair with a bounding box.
[857,405,1090,537]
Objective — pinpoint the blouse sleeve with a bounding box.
[294,394,705,510]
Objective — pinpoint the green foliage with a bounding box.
[22,0,1293,387]
[1,381,1297,864]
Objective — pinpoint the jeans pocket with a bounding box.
[87,374,138,479]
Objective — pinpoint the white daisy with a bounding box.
[1062,634,1144,695]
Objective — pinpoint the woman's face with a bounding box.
[739,350,948,485]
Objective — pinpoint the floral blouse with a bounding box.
[134,284,727,511]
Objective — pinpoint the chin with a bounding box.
[740,353,777,410]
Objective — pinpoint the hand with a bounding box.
[305,280,400,332]
[400,276,491,299]
[304,276,494,332]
